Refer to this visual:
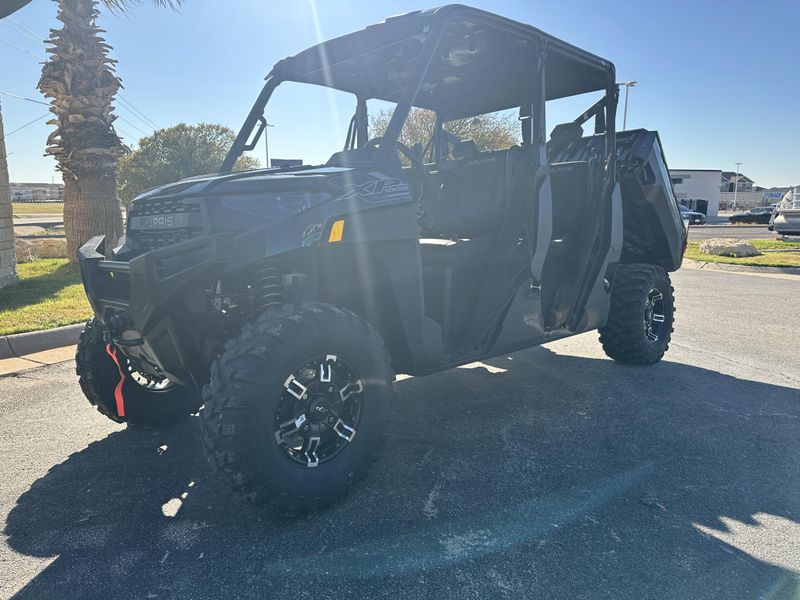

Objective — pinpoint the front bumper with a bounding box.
[78,233,233,387]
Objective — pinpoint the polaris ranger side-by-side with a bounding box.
[77,5,686,512]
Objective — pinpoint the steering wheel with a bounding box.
[364,136,428,212]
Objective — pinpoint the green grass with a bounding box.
[686,239,800,268]
[12,202,64,215]
[0,259,91,336]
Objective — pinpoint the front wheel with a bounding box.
[75,318,202,426]
[599,264,675,365]
[200,303,394,514]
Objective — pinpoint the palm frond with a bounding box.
[38,0,126,176]
[98,0,184,14]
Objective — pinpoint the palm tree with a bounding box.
[38,0,127,260]
[3,0,181,262]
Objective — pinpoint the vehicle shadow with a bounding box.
[5,346,800,599]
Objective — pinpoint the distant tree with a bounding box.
[369,108,520,155]
[117,123,260,205]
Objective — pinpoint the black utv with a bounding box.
[77,5,686,512]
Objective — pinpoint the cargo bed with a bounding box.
[553,128,687,271]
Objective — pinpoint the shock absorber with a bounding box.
[254,259,284,311]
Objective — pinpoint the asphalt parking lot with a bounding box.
[1,266,798,599]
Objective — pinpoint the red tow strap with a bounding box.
[105,343,126,418]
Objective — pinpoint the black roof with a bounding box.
[271,5,615,119]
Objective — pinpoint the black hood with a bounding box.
[132,166,356,202]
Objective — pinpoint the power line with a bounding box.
[5,112,50,136]
[7,18,44,42]
[117,95,159,130]
[1,21,160,135]
[1,79,158,137]
[115,99,158,131]
[1,19,43,45]
[0,37,45,61]
[115,127,139,142]
[0,67,37,84]
[2,85,157,141]
[116,114,150,136]
[0,90,49,106]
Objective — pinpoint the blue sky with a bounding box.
[1,0,798,187]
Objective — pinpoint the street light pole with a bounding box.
[732,161,742,210]
[621,81,637,130]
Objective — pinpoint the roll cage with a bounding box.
[221,4,618,176]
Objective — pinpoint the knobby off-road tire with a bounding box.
[599,263,675,365]
[200,302,394,514]
[75,317,202,426]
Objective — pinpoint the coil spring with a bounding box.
[254,260,284,311]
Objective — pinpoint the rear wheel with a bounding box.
[200,302,394,514]
[599,263,675,365]
[75,317,202,426]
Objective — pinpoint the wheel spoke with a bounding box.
[332,418,357,442]
[302,435,321,468]
[319,354,337,383]
[274,413,307,444]
[652,314,665,323]
[646,329,659,342]
[283,375,309,403]
[338,379,364,404]
[650,290,663,302]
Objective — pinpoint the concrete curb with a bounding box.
[684,258,800,276]
[0,323,84,360]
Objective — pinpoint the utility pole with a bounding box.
[621,81,637,130]
[732,161,742,210]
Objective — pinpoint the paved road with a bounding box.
[1,268,798,599]
[688,224,778,241]
[11,216,64,229]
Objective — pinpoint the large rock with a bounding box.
[32,237,67,259]
[15,238,38,262]
[14,237,68,261]
[699,238,761,258]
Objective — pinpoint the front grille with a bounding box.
[134,229,195,250]
[128,197,204,251]
[129,197,201,217]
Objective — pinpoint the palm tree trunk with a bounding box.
[0,100,19,288]
[63,169,123,260]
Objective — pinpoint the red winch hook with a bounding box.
[104,344,127,418]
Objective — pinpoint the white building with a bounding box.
[668,169,721,217]
[719,188,789,210]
